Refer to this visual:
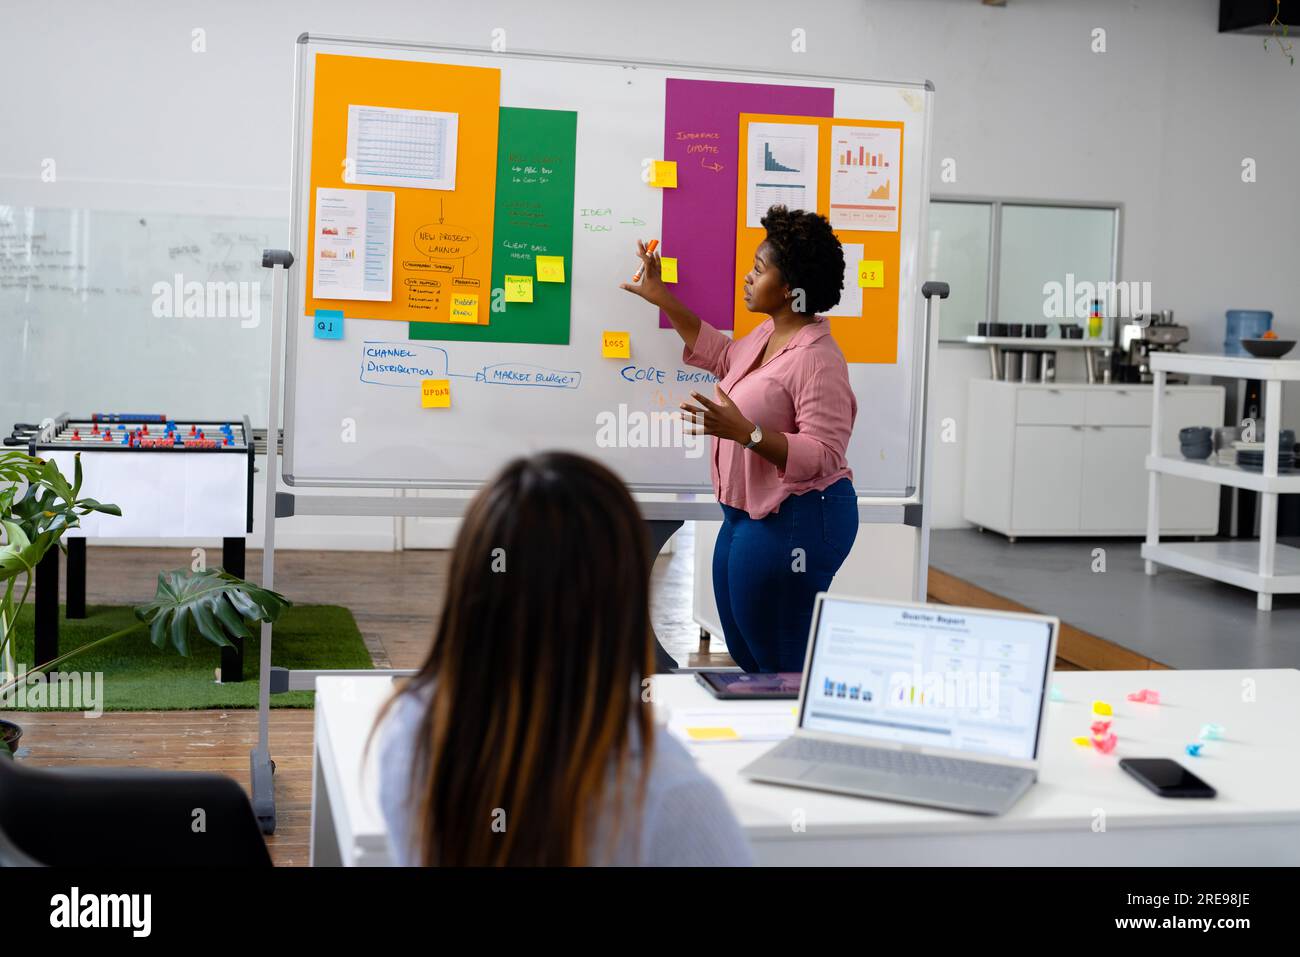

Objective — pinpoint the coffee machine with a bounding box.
[1112,310,1190,384]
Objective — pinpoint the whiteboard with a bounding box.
[283,36,935,496]
[0,205,282,434]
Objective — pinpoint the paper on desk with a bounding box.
[666,707,797,745]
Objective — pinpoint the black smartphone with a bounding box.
[1119,758,1216,798]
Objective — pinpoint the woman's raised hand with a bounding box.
[619,239,668,306]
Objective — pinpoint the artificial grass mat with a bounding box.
[5,603,373,711]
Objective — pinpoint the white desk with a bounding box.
[311,670,1300,866]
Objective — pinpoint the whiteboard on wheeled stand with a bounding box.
[283,35,935,496]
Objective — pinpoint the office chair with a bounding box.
[0,756,272,867]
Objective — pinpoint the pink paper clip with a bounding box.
[1126,689,1160,705]
[1090,720,1112,735]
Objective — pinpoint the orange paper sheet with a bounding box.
[306,54,502,324]
[733,113,904,363]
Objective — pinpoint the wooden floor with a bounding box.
[15,531,1087,866]
[13,527,729,866]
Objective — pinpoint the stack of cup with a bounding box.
[1179,427,1213,460]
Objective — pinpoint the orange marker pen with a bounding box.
[632,239,659,282]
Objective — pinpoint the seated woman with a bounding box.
[374,451,753,866]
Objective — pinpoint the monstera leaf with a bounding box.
[0,519,52,584]
[5,454,119,547]
[134,568,292,656]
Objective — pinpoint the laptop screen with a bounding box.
[799,598,1054,760]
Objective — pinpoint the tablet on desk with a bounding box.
[695,671,802,699]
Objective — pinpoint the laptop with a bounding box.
[739,595,1058,815]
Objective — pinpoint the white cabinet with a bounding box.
[964,381,1223,538]
[1010,426,1083,531]
[1080,426,1148,531]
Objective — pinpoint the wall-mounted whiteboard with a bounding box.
[0,205,282,433]
[284,36,935,496]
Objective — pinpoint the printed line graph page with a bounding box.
[346,104,459,191]
[745,121,819,227]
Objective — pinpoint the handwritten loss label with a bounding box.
[602,331,631,358]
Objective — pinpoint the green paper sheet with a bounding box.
[410,106,576,345]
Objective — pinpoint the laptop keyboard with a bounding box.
[778,737,1028,791]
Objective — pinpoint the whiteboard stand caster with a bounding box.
[1145,560,1157,575]
[251,748,276,835]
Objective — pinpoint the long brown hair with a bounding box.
[374,452,656,865]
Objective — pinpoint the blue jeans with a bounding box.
[713,478,858,673]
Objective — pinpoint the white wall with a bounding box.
[4,0,1297,537]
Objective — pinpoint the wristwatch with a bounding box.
[744,423,763,449]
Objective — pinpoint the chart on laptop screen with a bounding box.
[801,602,1053,760]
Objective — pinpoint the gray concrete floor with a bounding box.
[930,529,1300,670]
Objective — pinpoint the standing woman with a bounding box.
[621,206,858,673]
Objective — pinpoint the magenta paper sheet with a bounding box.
[660,78,834,329]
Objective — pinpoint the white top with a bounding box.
[1151,351,1300,381]
[375,684,755,866]
[650,669,1300,840]
[314,669,1300,865]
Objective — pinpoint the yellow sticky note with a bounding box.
[503,275,533,303]
[421,379,451,409]
[660,256,678,283]
[686,727,738,741]
[858,259,885,288]
[602,330,631,359]
[1092,700,1113,716]
[536,255,565,283]
[1071,736,1092,748]
[449,293,479,324]
[649,160,678,188]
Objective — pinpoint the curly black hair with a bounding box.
[759,205,845,315]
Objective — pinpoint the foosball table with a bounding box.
[6,413,255,680]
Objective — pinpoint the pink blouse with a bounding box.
[683,317,856,520]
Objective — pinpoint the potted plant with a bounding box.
[0,450,289,749]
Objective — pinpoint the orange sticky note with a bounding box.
[858,259,885,288]
[421,379,451,408]
[449,294,479,324]
[686,727,738,741]
[649,160,678,188]
[660,256,678,283]
[503,275,533,303]
[536,255,565,283]
[602,330,631,359]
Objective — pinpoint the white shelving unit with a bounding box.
[1143,352,1300,611]
[962,335,1112,382]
